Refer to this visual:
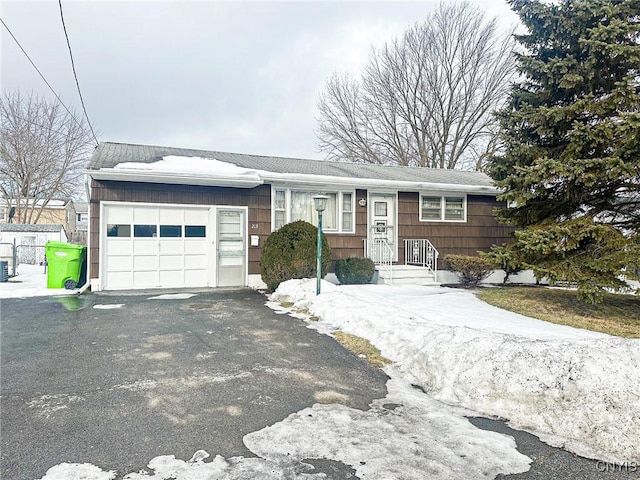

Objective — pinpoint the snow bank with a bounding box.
[270,279,640,464]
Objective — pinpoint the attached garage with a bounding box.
[101,202,247,290]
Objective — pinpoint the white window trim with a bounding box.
[419,193,467,223]
[271,186,356,234]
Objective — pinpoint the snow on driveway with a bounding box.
[270,279,640,464]
[0,264,79,299]
[39,377,531,480]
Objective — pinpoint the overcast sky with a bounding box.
[1,1,519,160]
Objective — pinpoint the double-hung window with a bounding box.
[272,188,355,233]
[420,194,466,222]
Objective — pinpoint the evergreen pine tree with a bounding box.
[489,0,640,302]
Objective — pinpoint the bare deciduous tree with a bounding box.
[316,2,516,170]
[0,91,94,224]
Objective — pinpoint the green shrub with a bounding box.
[260,220,331,291]
[335,257,376,285]
[443,254,493,288]
[481,243,524,284]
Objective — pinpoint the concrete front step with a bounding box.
[375,265,438,285]
[378,277,439,286]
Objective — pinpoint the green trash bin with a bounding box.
[45,241,86,289]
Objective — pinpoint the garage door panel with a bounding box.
[134,207,157,224]
[106,271,133,289]
[133,271,157,287]
[184,254,207,269]
[184,269,207,287]
[134,255,158,270]
[159,240,183,255]
[108,255,133,270]
[159,208,183,224]
[133,241,158,255]
[184,240,207,254]
[106,239,132,255]
[105,206,133,224]
[159,255,183,270]
[159,270,184,286]
[185,209,208,224]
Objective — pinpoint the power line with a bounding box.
[0,16,98,145]
[57,0,99,145]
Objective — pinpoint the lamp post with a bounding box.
[313,195,329,295]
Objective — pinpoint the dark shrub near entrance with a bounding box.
[260,220,331,291]
[335,257,375,285]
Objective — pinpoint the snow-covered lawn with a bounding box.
[0,263,79,299]
[270,280,640,465]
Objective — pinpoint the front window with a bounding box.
[420,194,466,222]
[273,188,355,233]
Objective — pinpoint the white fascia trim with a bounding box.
[260,173,500,195]
[87,168,498,195]
[88,170,263,188]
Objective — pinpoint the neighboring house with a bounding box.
[72,202,89,244]
[0,223,67,266]
[86,141,513,291]
[0,198,77,240]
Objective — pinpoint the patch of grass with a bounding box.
[477,287,640,338]
[333,331,391,368]
[279,301,294,308]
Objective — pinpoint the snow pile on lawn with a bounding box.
[270,279,640,464]
[39,377,530,480]
[0,264,79,299]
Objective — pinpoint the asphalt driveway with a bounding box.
[0,289,388,479]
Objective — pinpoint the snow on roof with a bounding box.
[114,155,261,177]
[87,142,498,193]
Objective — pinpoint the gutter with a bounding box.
[88,170,264,189]
[77,173,92,295]
[87,169,500,196]
[259,172,501,195]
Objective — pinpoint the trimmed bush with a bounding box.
[260,220,331,291]
[443,254,493,288]
[335,257,375,285]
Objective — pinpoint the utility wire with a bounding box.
[0,16,96,144]
[58,0,99,145]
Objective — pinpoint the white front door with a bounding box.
[368,193,397,262]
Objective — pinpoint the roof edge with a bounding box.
[87,168,500,195]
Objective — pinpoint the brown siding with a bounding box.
[89,180,271,278]
[90,181,511,280]
[397,192,513,267]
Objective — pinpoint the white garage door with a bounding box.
[103,204,217,290]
